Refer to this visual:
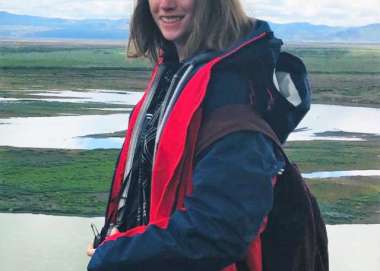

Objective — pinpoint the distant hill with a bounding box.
[0,11,129,40]
[0,11,379,43]
[270,22,380,43]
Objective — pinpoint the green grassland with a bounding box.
[1,138,379,223]
[1,41,380,107]
[1,41,379,223]
[0,41,150,68]
[0,100,131,118]
[0,41,151,91]
[307,177,380,224]
[81,130,126,138]
[284,139,380,172]
[284,44,380,74]
[0,68,150,92]
[284,44,380,107]
[0,147,119,216]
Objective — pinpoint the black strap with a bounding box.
[196,104,289,164]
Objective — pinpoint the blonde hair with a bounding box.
[128,0,253,62]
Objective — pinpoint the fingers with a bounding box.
[86,227,119,257]
[86,243,96,257]
[110,227,120,236]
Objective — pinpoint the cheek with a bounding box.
[185,0,195,16]
[148,1,159,21]
[151,13,159,26]
[184,3,195,27]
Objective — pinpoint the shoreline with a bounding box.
[1,211,380,226]
[1,43,379,225]
[1,143,379,224]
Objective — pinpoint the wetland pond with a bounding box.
[1,89,143,105]
[303,170,380,179]
[0,113,128,149]
[1,89,380,149]
[0,213,379,271]
[1,90,379,270]
[1,90,380,178]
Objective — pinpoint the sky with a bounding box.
[0,0,379,27]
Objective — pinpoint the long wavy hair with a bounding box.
[127,0,253,62]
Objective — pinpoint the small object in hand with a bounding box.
[91,223,102,249]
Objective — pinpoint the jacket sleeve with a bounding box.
[87,131,285,271]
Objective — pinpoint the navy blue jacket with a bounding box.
[88,73,285,271]
[88,20,310,271]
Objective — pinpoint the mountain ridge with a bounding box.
[1,11,379,43]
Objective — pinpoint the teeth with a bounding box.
[161,16,182,23]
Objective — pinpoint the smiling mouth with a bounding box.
[160,16,185,23]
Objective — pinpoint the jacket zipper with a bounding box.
[153,64,194,162]
[117,64,167,212]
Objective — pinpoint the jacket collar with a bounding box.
[161,20,281,67]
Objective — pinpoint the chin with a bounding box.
[163,33,182,42]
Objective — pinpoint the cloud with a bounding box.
[0,0,135,19]
[0,0,379,26]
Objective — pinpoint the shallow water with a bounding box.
[1,96,380,149]
[0,213,378,271]
[0,97,19,102]
[31,89,143,105]
[303,170,380,179]
[289,104,380,141]
[1,89,144,105]
[0,114,128,149]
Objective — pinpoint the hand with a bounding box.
[110,227,120,236]
[87,242,96,257]
[86,227,120,257]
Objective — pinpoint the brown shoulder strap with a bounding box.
[196,104,285,157]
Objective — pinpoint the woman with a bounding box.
[87,1,318,270]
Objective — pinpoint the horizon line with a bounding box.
[1,10,379,28]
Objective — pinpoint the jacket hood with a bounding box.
[209,20,311,143]
[163,20,311,143]
[263,51,311,143]
[206,20,311,143]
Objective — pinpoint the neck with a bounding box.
[174,41,186,62]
